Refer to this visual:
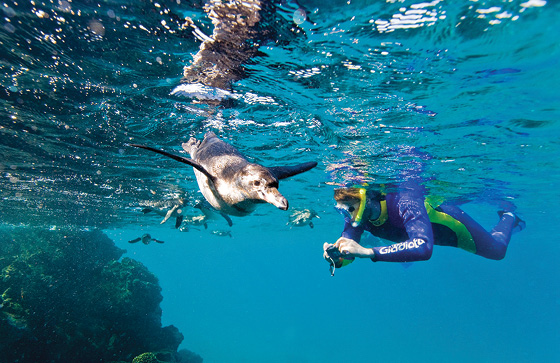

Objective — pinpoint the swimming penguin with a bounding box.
[288,208,320,229]
[128,234,164,245]
[141,198,187,229]
[130,131,317,216]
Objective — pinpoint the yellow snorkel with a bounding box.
[352,188,367,227]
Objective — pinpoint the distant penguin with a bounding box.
[211,230,233,238]
[130,131,317,216]
[141,198,187,229]
[288,208,320,228]
[128,234,164,245]
[179,214,206,231]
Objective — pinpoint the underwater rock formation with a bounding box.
[0,227,200,363]
[132,350,202,363]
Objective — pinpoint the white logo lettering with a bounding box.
[379,238,425,254]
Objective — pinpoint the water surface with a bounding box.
[1,0,559,362]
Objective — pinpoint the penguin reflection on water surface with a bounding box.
[130,132,317,217]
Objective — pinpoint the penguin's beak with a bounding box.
[260,188,288,210]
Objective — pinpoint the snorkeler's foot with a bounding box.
[498,211,526,232]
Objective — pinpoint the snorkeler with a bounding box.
[323,184,525,275]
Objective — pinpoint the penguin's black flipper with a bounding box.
[175,215,184,229]
[309,222,314,229]
[154,239,165,244]
[142,208,152,214]
[128,238,141,243]
[129,144,216,183]
[220,212,233,227]
[268,162,318,180]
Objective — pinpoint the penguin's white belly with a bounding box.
[193,169,252,216]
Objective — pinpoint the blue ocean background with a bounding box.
[1,0,559,362]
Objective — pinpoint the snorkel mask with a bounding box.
[335,188,367,227]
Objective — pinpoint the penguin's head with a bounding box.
[238,164,288,210]
[141,234,152,245]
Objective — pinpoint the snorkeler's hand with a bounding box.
[335,237,374,259]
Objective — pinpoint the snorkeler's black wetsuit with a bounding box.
[340,187,518,262]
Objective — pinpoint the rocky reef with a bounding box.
[0,227,202,363]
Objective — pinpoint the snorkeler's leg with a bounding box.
[438,205,510,260]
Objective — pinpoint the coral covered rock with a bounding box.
[132,352,160,363]
[0,227,193,363]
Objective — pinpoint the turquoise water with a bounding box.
[2,0,560,362]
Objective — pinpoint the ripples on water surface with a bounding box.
[1,0,559,230]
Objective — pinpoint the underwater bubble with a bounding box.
[3,6,16,17]
[521,0,547,7]
[35,10,49,18]
[3,23,16,33]
[58,0,71,13]
[293,8,306,25]
[88,19,105,36]
[107,10,116,19]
